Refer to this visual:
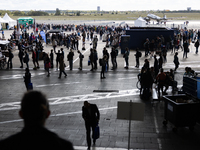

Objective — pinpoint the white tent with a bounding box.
[0,17,8,30]
[134,17,147,27]
[3,13,17,29]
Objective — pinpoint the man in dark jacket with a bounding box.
[18,43,24,68]
[135,48,141,68]
[67,49,74,70]
[110,47,117,70]
[0,91,74,150]
[54,49,61,70]
[195,39,199,54]
[6,49,13,69]
[82,101,100,150]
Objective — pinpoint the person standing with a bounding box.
[183,40,189,58]
[6,49,14,69]
[0,91,74,150]
[90,31,94,41]
[110,47,117,70]
[32,49,37,70]
[100,55,107,79]
[158,53,163,70]
[154,55,159,77]
[93,49,98,70]
[44,54,51,77]
[78,50,83,70]
[18,44,24,68]
[75,36,79,50]
[89,49,94,71]
[82,101,100,150]
[52,39,57,51]
[54,49,61,70]
[195,39,199,54]
[103,48,109,70]
[58,56,67,78]
[67,49,74,70]
[35,48,40,69]
[23,68,31,91]
[124,47,130,69]
[93,35,98,49]
[24,51,29,69]
[135,48,141,68]
[173,52,179,71]
[144,38,150,57]
[156,68,166,98]
[50,49,54,68]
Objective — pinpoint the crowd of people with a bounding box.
[1,22,200,98]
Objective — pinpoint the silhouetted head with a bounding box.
[19,91,50,126]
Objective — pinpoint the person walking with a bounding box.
[0,91,74,150]
[82,101,100,150]
[58,55,67,78]
[23,68,31,91]
[67,49,74,70]
[174,52,179,71]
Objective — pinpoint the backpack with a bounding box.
[82,55,84,58]
[139,52,142,57]
[11,53,14,58]
[99,59,103,66]
[115,49,118,56]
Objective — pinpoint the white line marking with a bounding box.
[0,73,45,80]
[35,82,81,88]
[0,107,117,124]
[118,77,138,80]
[66,47,90,69]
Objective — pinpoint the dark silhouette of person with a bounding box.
[23,68,31,91]
[0,91,74,150]
[82,101,100,150]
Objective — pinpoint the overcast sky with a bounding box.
[0,0,198,11]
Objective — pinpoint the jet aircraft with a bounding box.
[143,14,167,24]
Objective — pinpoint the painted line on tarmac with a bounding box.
[66,47,90,69]
[0,107,117,125]
[0,72,45,80]
[0,89,139,111]
[74,145,130,150]
[118,77,138,80]
[35,82,81,88]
